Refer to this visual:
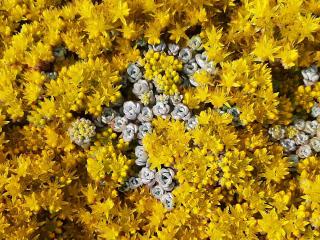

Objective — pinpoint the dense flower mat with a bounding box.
[1,0,320,239]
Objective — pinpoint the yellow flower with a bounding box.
[252,35,281,62]
[152,10,170,29]
[258,209,287,240]
[296,13,320,43]
[277,44,298,69]
[209,87,231,108]
[300,175,320,204]
[24,193,40,212]
[121,22,140,40]
[98,224,120,240]
[262,157,290,183]
[193,70,213,86]
[110,0,130,25]
[284,206,308,237]
[239,103,256,125]
[219,149,254,189]
[82,184,98,204]
[169,23,189,43]
[91,199,115,231]
[145,22,161,45]
[87,157,105,182]
[143,118,191,169]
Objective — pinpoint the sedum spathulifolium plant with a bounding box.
[0,0,320,239]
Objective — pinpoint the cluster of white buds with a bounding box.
[94,38,220,210]
[171,103,191,121]
[142,37,216,88]
[68,118,96,148]
[132,79,155,105]
[167,43,180,56]
[165,36,216,87]
[188,52,216,87]
[269,102,320,159]
[121,165,176,210]
[139,167,175,210]
[302,65,319,86]
[149,42,166,52]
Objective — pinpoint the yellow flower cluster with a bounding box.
[183,58,279,125]
[0,0,320,239]
[295,84,320,113]
[139,50,183,95]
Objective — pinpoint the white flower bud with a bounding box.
[195,52,208,68]
[128,177,143,189]
[111,116,128,132]
[296,144,312,159]
[150,42,166,52]
[122,123,138,142]
[195,52,215,74]
[294,119,306,131]
[135,158,148,166]
[151,185,165,199]
[302,65,319,86]
[167,43,180,56]
[189,75,199,87]
[268,125,285,140]
[132,80,151,97]
[188,35,203,51]
[311,103,320,118]
[153,101,171,118]
[280,139,296,152]
[317,125,320,138]
[303,120,318,136]
[140,167,156,186]
[171,103,191,121]
[183,62,198,75]
[163,183,175,192]
[123,101,141,120]
[135,145,148,161]
[160,193,174,210]
[309,137,320,152]
[178,48,192,63]
[155,168,175,191]
[170,94,183,106]
[294,131,309,145]
[127,64,142,82]
[138,107,153,122]
[186,116,198,130]
[101,108,118,124]
[138,122,152,139]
